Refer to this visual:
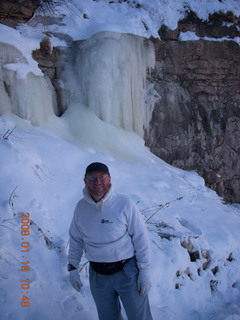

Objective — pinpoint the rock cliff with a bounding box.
[0,0,37,27]
[146,12,240,203]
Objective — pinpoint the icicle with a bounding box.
[2,70,55,125]
[61,31,155,137]
[0,42,56,125]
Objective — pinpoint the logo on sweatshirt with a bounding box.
[101,219,113,224]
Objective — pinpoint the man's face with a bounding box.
[84,172,111,201]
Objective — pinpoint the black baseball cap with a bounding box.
[85,162,110,176]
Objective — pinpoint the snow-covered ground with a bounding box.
[1,109,240,320]
[0,1,240,319]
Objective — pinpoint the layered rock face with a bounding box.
[0,0,37,27]
[146,13,240,203]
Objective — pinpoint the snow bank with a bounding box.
[0,113,240,320]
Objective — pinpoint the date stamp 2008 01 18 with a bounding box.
[20,212,31,307]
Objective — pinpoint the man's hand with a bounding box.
[69,269,83,292]
[137,269,151,296]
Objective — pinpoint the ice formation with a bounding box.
[0,28,155,137]
[0,44,55,125]
[60,31,156,137]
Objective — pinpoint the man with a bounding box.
[68,162,153,320]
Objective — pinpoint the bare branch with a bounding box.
[3,127,16,140]
[8,186,18,206]
[144,197,183,223]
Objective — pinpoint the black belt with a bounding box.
[90,257,132,275]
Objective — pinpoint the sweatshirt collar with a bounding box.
[83,185,113,211]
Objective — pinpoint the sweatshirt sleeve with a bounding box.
[68,204,84,268]
[126,199,151,270]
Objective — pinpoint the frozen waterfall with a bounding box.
[59,31,155,137]
[0,29,155,137]
[0,32,56,125]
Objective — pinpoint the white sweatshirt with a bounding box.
[68,186,151,270]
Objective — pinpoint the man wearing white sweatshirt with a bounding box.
[68,162,153,320]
